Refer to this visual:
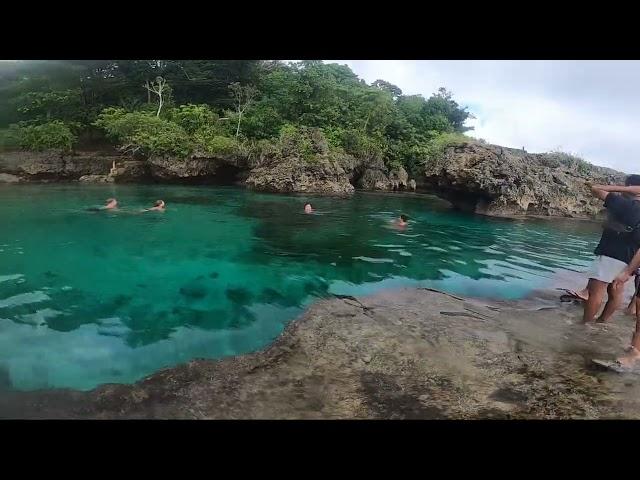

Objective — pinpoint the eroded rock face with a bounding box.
[422,142,627,218]
[146,155,246,183]
[246,156,355,194]
[78,175,114,183]
[0,173,20,183]
[349,157,412,192]
[147,156,218,180]
[0,151,116,180]
[110,160,149,182]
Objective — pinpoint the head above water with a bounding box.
[105,198,117,206]
[400,214,408,222]
[155,200,165,207]
[304,203,313,213]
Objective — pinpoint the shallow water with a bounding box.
[0,184,601,391]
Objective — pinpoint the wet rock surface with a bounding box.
[1,288,639,419]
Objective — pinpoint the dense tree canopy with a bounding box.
[0,60,474,175]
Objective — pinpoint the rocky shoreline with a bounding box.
[0,141,628,219]
[1,287,639,419]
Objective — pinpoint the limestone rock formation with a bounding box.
[78,174,114,183]
[246,156,355,194]
[0,151,116,181]
[422,142,626,218]
[0,173,20,183]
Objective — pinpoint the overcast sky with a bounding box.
[327,60,639,173]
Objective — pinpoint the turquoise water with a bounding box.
[0,184,600,391]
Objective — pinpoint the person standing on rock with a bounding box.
[582,176,640,324]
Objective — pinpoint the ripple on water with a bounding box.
[353,256,395,264]
[0,291,51,309]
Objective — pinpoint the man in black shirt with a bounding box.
[583,175,640,323]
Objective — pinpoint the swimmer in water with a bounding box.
[102,198,118,210]
[393,214,408,229]
[144,200,166,212]
[304,203,314,214]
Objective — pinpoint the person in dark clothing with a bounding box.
[583,175,640,323]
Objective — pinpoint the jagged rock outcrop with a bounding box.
[109,160,149,182]
[422,142,627,218]
[148,156,216,181]
[246,156,355,194]
[79,174,114,183]
[146,155,247,183]
[0,173,21,183]
[1,142,623,219]
[0,151,118,181]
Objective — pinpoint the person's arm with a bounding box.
[591,184,640,194]
[614,249,640,286]
[589,184,609,201]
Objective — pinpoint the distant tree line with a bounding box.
[0,60,475,176]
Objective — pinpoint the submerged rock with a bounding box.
[179,282,208,300]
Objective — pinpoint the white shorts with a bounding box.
[587,255,627,284]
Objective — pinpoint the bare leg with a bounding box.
[625,297,636,315]
[597,282,624,323]
[583,278,607,323]
[627,276,640,315]
[617,296,640,367]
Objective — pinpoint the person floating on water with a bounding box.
[392,214,408,229]
[102,198,118,210]
[304,203,314,214]
[144,200,166,212]
[581,176,640,324]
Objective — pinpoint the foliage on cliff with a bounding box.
[0,60,475,175]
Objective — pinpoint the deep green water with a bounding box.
[0,184,601,391]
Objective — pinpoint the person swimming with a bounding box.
[304,203,314,214]
[103,198,118,210]
[393,214,408,229]
[144,200,166,212]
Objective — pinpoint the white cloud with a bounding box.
[326,60,640,173]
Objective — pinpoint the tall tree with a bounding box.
[144,77,168,117]
[228,82,258,137]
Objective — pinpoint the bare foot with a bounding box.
[625,304,637,316]
[616,347,640,368]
